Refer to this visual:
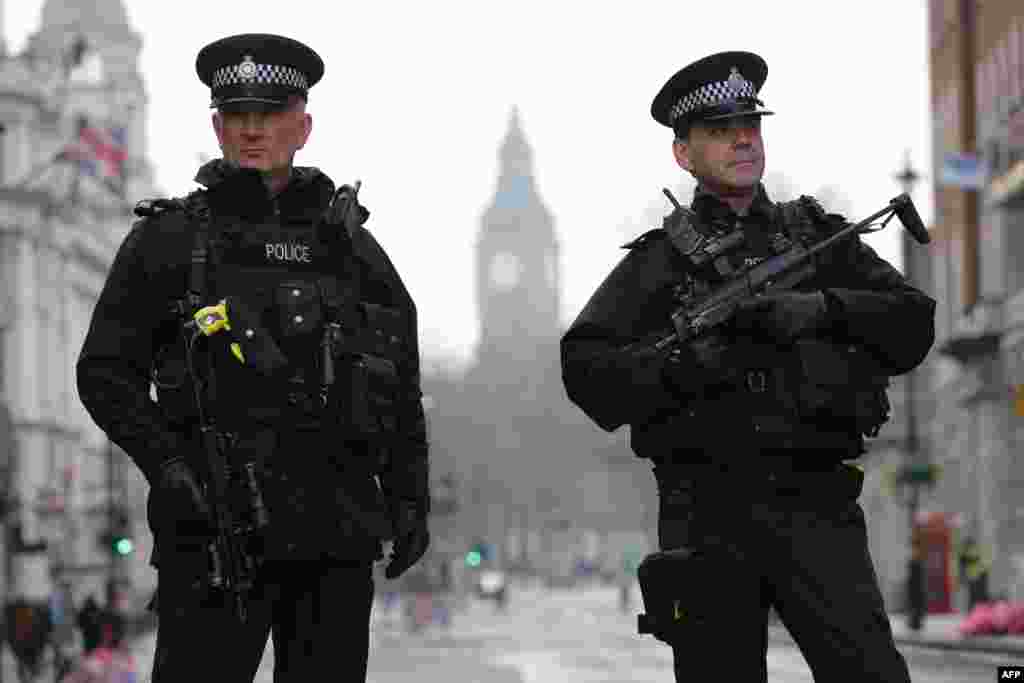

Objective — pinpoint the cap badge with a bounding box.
[727,67,750,96]
[238,55,257,81]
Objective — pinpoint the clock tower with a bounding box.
[475,107,561,365]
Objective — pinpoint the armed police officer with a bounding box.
[76,34,430,682]
[561,51,934,682]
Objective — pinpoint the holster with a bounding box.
[637,546,713,644]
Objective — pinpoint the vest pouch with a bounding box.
[794,339,891,437]
[340,353,399,436]
[332,302,405,440]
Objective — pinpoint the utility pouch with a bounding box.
[794,339,891,437]
[637,547,714,644]
[332,302,404,439]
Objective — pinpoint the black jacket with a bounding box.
[76,160,429,565]
[561,184,936,462]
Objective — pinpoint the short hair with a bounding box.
[672,120,691,143]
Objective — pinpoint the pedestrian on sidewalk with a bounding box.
[562,50,934,683]
[959,536,991,612]
[61,607,137,683]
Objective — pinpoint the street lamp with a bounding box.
[892,150,935,631]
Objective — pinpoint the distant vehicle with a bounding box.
[476,569,508,608]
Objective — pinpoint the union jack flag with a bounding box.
[56,116,128,196]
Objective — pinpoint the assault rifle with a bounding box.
[653,190,931,351]
[187,318,269,623]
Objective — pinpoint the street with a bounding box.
[121,581,1020,681]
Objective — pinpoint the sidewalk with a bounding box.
[769,612,1024,657]
[888,612,1024,657]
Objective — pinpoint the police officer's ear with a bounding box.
[284,95,313,150]
[296,105,312,151]
[212,110,225,148]
[672,136,694,174]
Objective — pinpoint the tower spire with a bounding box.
[499,106,533,177]
[475,106,560,357]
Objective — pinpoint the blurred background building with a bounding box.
[0,0,159,650]
[858,0,1024,618]
[922,0,1024,608]
[422,109,654,586]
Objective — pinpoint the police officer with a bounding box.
[561,51,934,682]
[76,34,430,682]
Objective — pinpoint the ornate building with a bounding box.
[423,109,654,581]
[0,0,158,623]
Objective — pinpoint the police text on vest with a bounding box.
[265,243,311,263]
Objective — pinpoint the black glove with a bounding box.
[154,457,213,539]
[731,290,832,343]
[385,502,430,580]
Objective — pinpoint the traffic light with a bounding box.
[465,540,490,567]
[99,509,134,556]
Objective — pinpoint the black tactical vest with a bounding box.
[147,192,408,445]
[203,216,345,428]
[630,196,887,462]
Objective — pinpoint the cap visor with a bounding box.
[701,109,775,122]
[213,97,290,113]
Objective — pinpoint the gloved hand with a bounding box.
[155,457,213,538]
[731,290,832,343]
[385,502,430,579]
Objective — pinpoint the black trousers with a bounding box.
[653,460,911,683]
[150,559,374,682]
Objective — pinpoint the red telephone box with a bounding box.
[916,512,956,614]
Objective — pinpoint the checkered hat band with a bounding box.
[669,78,757,124]
[211,62,308,91]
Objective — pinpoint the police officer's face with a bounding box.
[673,116,765,192]
[213,99,312,176]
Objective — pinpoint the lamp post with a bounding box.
[893,150,933,631]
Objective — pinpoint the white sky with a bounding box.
[6,1,935,369]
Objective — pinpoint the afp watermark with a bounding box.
[999,666,1024,679]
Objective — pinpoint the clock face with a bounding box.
[489,251,522,290]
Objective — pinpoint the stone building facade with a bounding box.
[915,0,1024,607]
[0,0,158,625]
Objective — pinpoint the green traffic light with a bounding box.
[466,550,482,567]
[114,538,134,555]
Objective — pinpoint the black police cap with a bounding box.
[651,51,774,134]
[196,33,324,111]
